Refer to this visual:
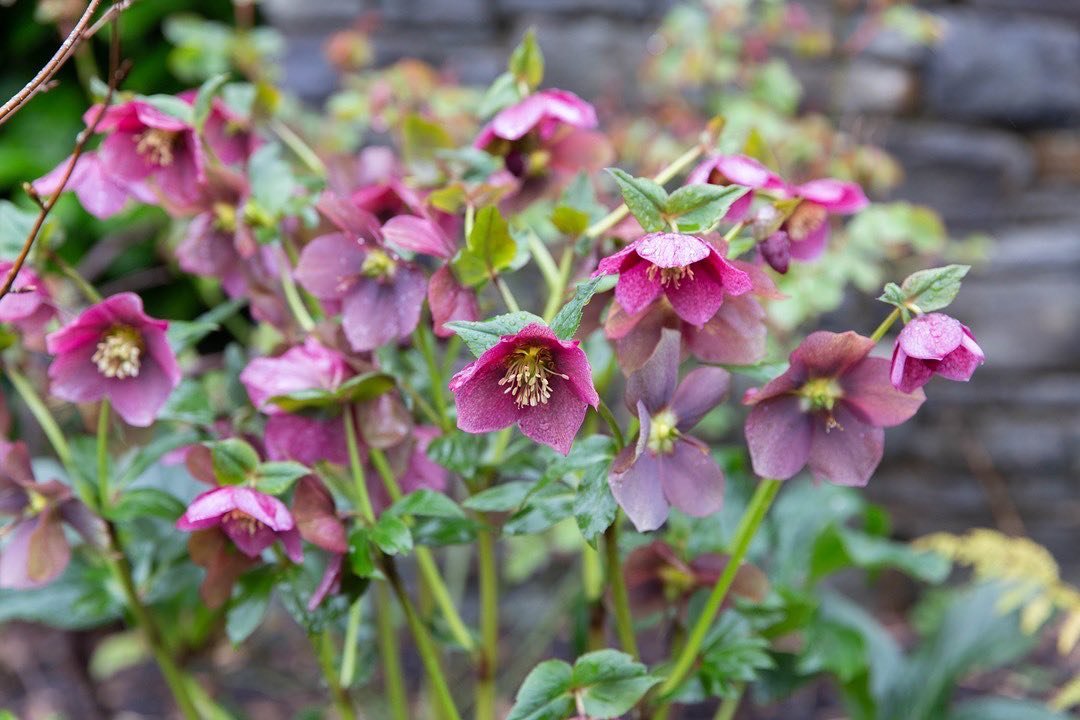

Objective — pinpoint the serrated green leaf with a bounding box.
[446,311,545,356]
[508,29,544,89]
[809,525,951,584]
[550,275,611,339]
[574,463,617,548]
[478,71,522,118]
[0,200,36,257]
[371,515,413,555]
[109,488,186,522]
[463,481,534,512]
[255,461,308,495]
[347,529,377,578]
[209,438,260,485]
[607,168,668,233]
[666,184,745,233]
[898,264,970,313]
[573,650,660,718]
[506,659,574,720]
[139,94,195,124]
[455,205,518,286]
[402,114,453,165]
[387,489,465,519]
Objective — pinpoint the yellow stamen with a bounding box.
[647,408,680,454]
[498,345,568,408]
[786,201,828,241]
[92,325,144,379]
[361,249,397,280]
[646,264,695,288]
[798,377,845,431]
[135,128,179,166]
[223,509,261,536]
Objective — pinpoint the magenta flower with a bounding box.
[744,331,925,486]
[177,89,259,165]
[449,323,599,455]
[240,338,353,466]
[609,330,729,531]
[476,89,597,149]
[46,292,181,427]
[0,441,101,589]
[427,265,480,337]
[295,193,428,352]
[177,485,303,562]
[292,476,348,610]
[760,178,868,273]
[32,151,136,219]
[687,154,786,223]
[890,313,985,393]
[0,262,55,340]
[594,232,752,327]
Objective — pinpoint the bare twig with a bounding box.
[0,23,131,302]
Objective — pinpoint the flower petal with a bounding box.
[745,397,813,481]
[684,295,767,366]
[382,215,455,259]
[635,233,710,269]
[295,233,366,299]
[897,313,964,360]
[807,407,884,487]
[659,437,725,518]
[625,328,680,414]
[614,259,664,318]
[842,357,925,427]
[609,450,669,532]
[671,366,730,431]
[792,331,874,379]
[517,382,588,455]
[665,262,726,326]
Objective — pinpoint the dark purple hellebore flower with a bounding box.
[744,331,925,486]
[177,485,303,563]
[46,292,181,427]
[609,330,730,531]
[0,441,101,589]
[449,323,599,455]
[686,154,787,223]
[594,232,752,328]
[760,178,868,273]
[240,337,353,466]
[295,193,429,352]
[0,262,55,341]
[890,313,985,393]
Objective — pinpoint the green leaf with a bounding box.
[402,114,453,165]
[503,485,576,535]
[574,463,617,548]
[949,698,1068,720]
[666,184,746,233]
[138,94,195,124]
[506,659,574,720]
[347,529,378,578]
[268,371,396,412]
[371,515,413,556]
[551,205,590,236]
[508,29,545,89]
[89,630,148,681]
[478,71,522,118]
[109,488,186,522]
[696,613,775,699]
[426,432,487,478]
[255,461,309,495]
[809,525,951,584]
[410,516,481,546]
[878,281,908,311]
[455,205,518,286]
[573,650,661,718]
[550,275,612,340]
[607,168,668,233]
[463,481,534,513]
[248,143,297,215]
[897,264,971,313]
[721,361,789,384]
[0,200,36,257]
[226,569,274,645]
[159,380,216,426]
[166,320,219,355]
[387,489,465,519]
[192,73,230,131]
[446,311,546,357]
[209,438,260,485]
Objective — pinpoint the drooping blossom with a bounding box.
[759,178,868,273]
[186,527,258,608]
[32,151,136,219]
[240,338,353,466]
[292,476,349,610]
[0,441,101,589]
[177,485,303,563]
[744,331,925,486]
[609,329,729,531]
[427,265,481,337]
[686,154,786,223]
[594,232,752,328]
[46,292,181,427]
[0,262,55,342]
[295,193,429,352]
[450,323,599,455]
[476,89,612,200]
[890,313,985,393]
[624,540,768,618]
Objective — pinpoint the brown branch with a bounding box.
[0,22,131,303]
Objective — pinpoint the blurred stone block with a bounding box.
[923,10,1080,128]
[375,0,492,25]
[1033,131,1080,183]
[838,59,917,115]
[262,0,361,28]
[497,0,665,19]
[968,0,1080,22]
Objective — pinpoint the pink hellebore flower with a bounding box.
[760,178,868,273]
[609,330,730,531]
[292,476,348,611]
[176,485,303,563]
[594,232,753,327]
[368,426,448,512]
[240,338,352,466]
[177,89,259,165]
[744,331,925,487]
[449,323,599,455]
[46,292,181,427]
[295,193,430,352]
[687,154,786,223]
[0,262,55,339]
[890,313,985,393]
[32,151,135,219]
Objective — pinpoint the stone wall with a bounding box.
[264,0,1080,576]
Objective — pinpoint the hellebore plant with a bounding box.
[0,17,1005,720]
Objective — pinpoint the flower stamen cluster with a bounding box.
[646,408,680,454]
[135,128,178,166]
[498,345,568,408]
[92,325,144,379]
[645,264,695,288]
[361,248,398,280]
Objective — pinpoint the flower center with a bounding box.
[361,249,397,281]
[92,325,144,379]
[213,202,238,232]
[498,344,568,408]
[646,264,695,288]
[798,377,844,429]
[222,509,264,536]
[26,488,49,514]
[647,408,680,454]
[786,201,828,241]
[135,128,179,166]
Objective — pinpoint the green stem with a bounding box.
[475,526,498,720]
[494,276,521,313]
[314,629,356,720]
[343,408,376,524]
[442,335,463,380]
[5,368,73,473]
[270,119,327,177]
[528,231,561,292]
[870,307,901,343]
[653,478,782,713]
[280,260,316,333]
[96,399,111,509]
[369,447,477,653]
[582,542,605,651]
[596,400,626,451]
[605,518,639,660]
[584,144,705,240]
[414,325,452,432]
[339,598,363,688]
[375,583,409,720]
[384,558,463,720]
[541,245,575,322]
[713,685,744,720]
